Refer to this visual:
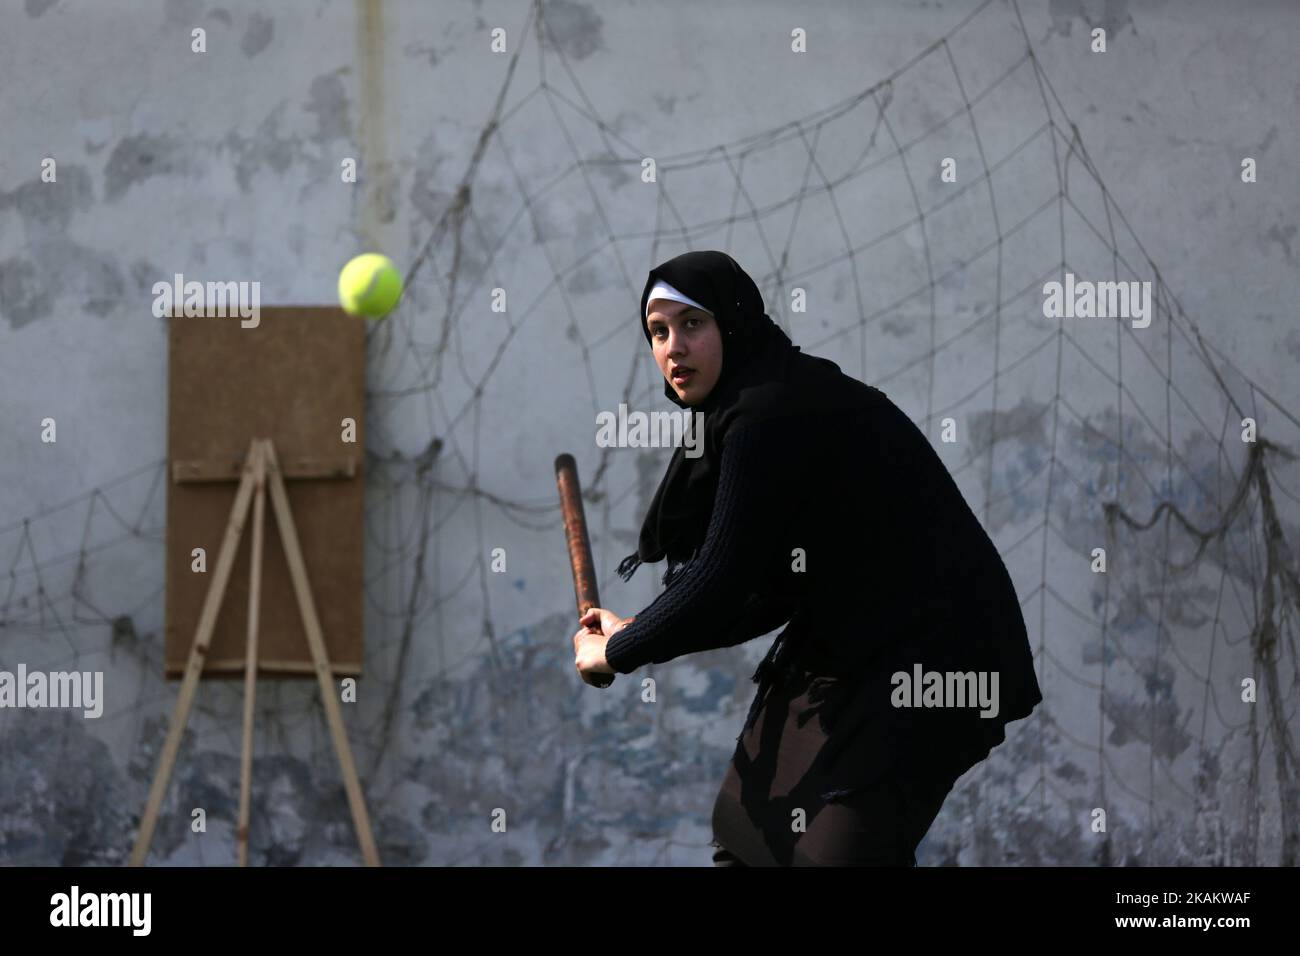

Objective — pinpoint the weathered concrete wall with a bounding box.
[1,0,1297,866]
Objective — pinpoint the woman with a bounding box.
[572,250,1042,866]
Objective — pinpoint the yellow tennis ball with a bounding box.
[338,253,403,318]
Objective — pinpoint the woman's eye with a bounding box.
[651,318,700,338]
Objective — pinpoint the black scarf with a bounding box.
[616,250,809,588]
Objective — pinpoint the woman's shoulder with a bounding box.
[722,354,889,431]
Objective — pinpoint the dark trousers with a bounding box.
[709,659,958,866]
[710,769,955,866]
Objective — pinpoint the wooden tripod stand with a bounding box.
[129,438,380,866]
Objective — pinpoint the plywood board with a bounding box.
[165,307,365,678]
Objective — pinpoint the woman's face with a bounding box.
[646,299,724,405]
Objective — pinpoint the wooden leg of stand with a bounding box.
[237,440,267,867]
[263,440,381,867]
[130,439,261,867]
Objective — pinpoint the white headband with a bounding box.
[645,279,712,319]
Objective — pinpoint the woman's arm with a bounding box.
[604,422,789,673]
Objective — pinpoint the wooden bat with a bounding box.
[555,453,614,689]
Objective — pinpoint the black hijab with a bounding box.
[616,250,812,587]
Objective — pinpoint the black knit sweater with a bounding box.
[604,422,795,673]
[600,386,1043,789]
